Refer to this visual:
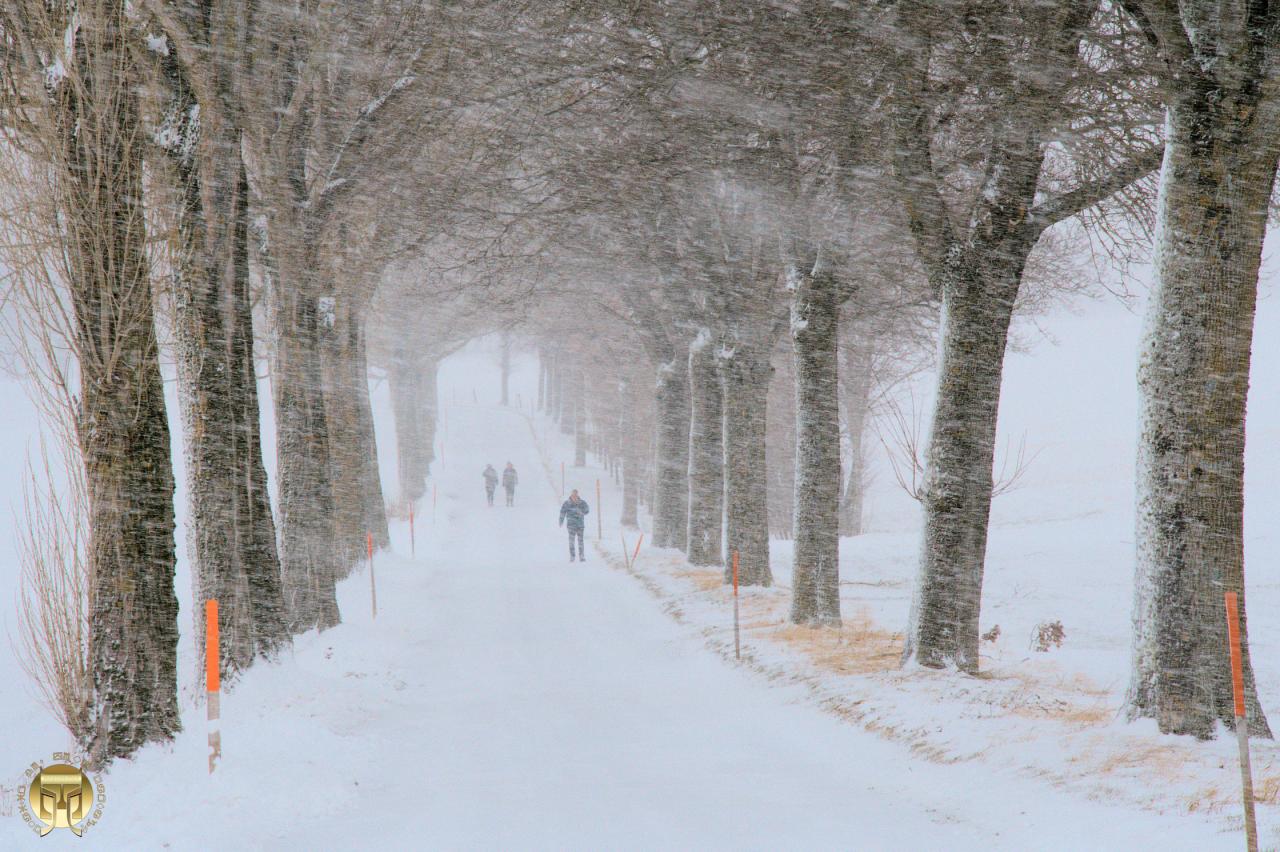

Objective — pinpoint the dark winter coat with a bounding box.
[502,467,518,489]
[483,467,498,489]
[559,497,590,531]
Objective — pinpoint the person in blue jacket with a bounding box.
[558,489,590,562]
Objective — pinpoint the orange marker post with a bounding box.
[631,533,643,569]
[596,479,602,541]
[205,599,221,773]
[1226,592,1258,852]
[368,532,377,620]
[409,502,416,557]
[732,551,741,660]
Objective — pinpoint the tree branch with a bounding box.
[1023,143,1164,239]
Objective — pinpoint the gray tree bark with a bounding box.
[159,40,288,683]
[573,368,588,466]
[390,345,430,503]
[686,335,724,566]
[790,272,842,626]
[272,284,341,634]
[1126,50,1280,737]
[721,346,772,585]
[55,9,181,762]
[839,337,874,537]
[902,255,1021,671]
[652,360,691,550]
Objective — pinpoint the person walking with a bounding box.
[502,462,519,507]
[558,489,590,562]
[482,464,498,507]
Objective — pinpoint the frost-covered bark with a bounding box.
[391,345,427,503]
[272,284,341,634]
[53,9,181,761]
[721,345,772,586]
[652,360,691,550]
[789,272,841,625]
[839,337,873,537]
[902,257,1020,670]
[1125,12,1280,736]
[686,333,724,566]
[158,37,288,683]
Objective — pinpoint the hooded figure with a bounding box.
[502,462,518,506]
[482,464,498,507]
[558,489,590,561]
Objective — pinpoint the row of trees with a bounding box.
[1,0,1276,767]
[504,0,1280,741]
[0,0,535,764]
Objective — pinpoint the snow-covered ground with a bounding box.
[2,283,1279,848]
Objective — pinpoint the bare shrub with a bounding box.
[1031,620,1066,652]
[13,437,92,743]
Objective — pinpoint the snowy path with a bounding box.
[66,399,1231,851]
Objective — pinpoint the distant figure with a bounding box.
[482,464,498,507]
[502,462,519,507]
[559,489,590,562]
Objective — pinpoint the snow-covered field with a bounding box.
[2,283,1280,848]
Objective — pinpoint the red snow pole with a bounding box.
[596,479,602,541]
[368,532,377,620]
[409,502,416,556]
[631,533,643,569]
[205,599,221,773]
[732,551,741,660]
[1226,592,1258,852]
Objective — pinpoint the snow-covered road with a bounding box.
[49,395,1231,850]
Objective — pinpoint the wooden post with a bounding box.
[732,551,740,660]
[205,599,221,774]
[409,502,415,557]
[621,532,631,570]
[1225,592,1258,852]
[596,479,602,540]
[368,532,377,620]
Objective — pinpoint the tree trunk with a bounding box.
[391,345,427,503]
[573,368,588,466]
[721,346,772,585]
[790,273,841,626]
[620,380,641,528]
[903,255,1020,672]
[652,360,691,550]
[500,332,511,406]
[172,147,287,682]
[351,318,389,549]
[420,359,439,472]
[686,334,724,566]
[323,305,374,571]
[1127,96,1278,738]
[272,284,341,634]
[58,11,181,762]
[537,349,546,411]
[839,335,873,537]
[561,357,578,437]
